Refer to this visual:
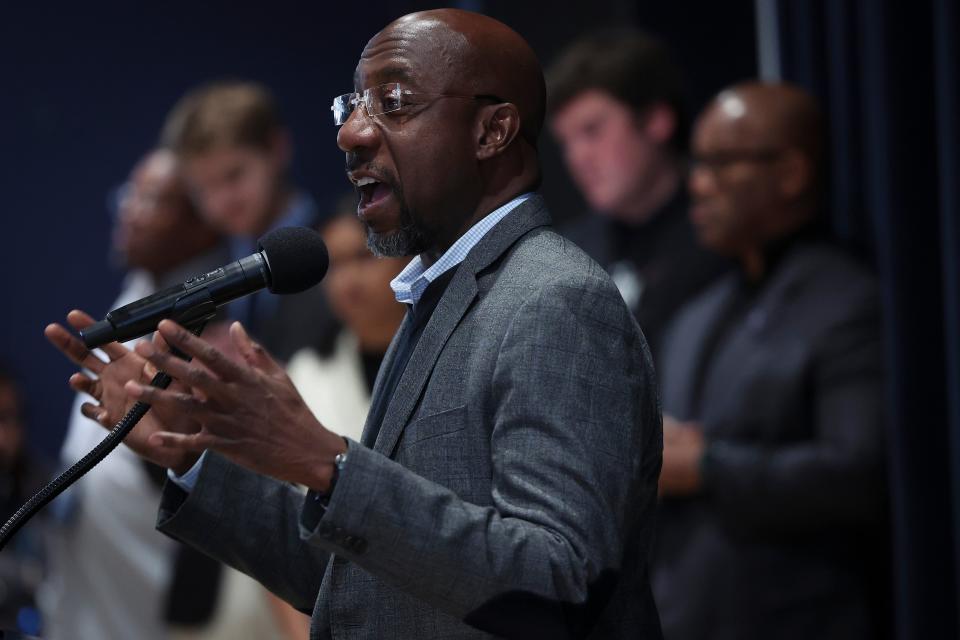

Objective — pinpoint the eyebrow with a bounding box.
[353,65,416,90]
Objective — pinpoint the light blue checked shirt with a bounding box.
[391,192,534,306]
[170,192,535,493]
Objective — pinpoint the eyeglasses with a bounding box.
[331,82,503,126]
[690,149,784,173]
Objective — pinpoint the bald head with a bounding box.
[703,81,824,183]
[114,149,220,275]
[363,9,545,146]
[689,82,826,263]
[339,10,546,261]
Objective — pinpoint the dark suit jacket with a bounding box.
[654,242,886,640]
[157,196,664,639]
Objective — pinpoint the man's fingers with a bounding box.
[134,341,219,391]
[65,310,131,362]
[69,373,102,400]
[231,322,282,375]
[151,330,172,352]
[80,402,111,427]
[148,430,215,453]
[65,309,97,330]
[157,320,248,382]
[125,380,204,413]
[45,323,106,374]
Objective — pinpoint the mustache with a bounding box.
[344,156,397,188]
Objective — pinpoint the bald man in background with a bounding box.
[47,9,662,639]
[653,82,887,639]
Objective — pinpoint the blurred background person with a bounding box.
[654,82,887,640]
[287,196,408,442]
[42,148,223,640]
[546,28,729,362]
[42,149,305,640]
[0,364,49,637]
[160,80,338,364]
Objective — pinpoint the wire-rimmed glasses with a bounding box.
[331,83,502,125]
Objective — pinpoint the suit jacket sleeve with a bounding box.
[700,291,885,534]
[301,276,660,638]
[156,451,329,612]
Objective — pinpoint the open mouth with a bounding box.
[355,176,393,211]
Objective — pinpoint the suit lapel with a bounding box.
[697,250,812,424]
[661,276,738,418]
[371,195,552,456]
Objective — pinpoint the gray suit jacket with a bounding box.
[157,196,663,639]
[653,242,886,640]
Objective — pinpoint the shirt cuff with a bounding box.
[166,451,209,493]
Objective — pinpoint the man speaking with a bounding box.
[46,9,663,639]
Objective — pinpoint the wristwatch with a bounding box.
[320,440,349,504]
[331,447,348,489]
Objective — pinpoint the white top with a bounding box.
[287,332,372,443]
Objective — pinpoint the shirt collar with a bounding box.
[391,193,534,306]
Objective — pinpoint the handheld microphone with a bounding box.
[80,226,329,349]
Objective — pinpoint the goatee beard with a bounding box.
[364,202,431,258]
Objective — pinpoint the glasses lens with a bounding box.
[363,83,403,118]
[332,94,355,125]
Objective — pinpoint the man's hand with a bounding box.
[659,415,706,496]
[45,310,203,474]
[127,319,346,492]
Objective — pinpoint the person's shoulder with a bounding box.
[487,226,646,343]
[787,242,878,300]
[502,225,620,293]
[768,242,881,334]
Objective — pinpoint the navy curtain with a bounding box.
[775,1,960,637]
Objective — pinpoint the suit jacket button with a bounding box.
[351,538,367,554]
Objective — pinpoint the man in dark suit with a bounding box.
[47,9,663,639]
[653,82,887,639]
[547,29,728,362]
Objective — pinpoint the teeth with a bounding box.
[355,176,379,186]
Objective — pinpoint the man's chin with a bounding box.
[366,228,423,258]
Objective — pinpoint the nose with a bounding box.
[337,106,380,154]
[688,163,716,199]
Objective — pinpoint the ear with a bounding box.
[642,103,677,145]
[777,149,810,199]
[476,103,522,161]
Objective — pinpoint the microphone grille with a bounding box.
[257,227,329,294]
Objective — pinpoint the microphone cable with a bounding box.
[0,324,204,552]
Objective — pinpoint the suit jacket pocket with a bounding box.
[399,404,468,448]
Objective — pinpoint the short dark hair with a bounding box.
[161,80,284,157]
[546,28,687,152]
